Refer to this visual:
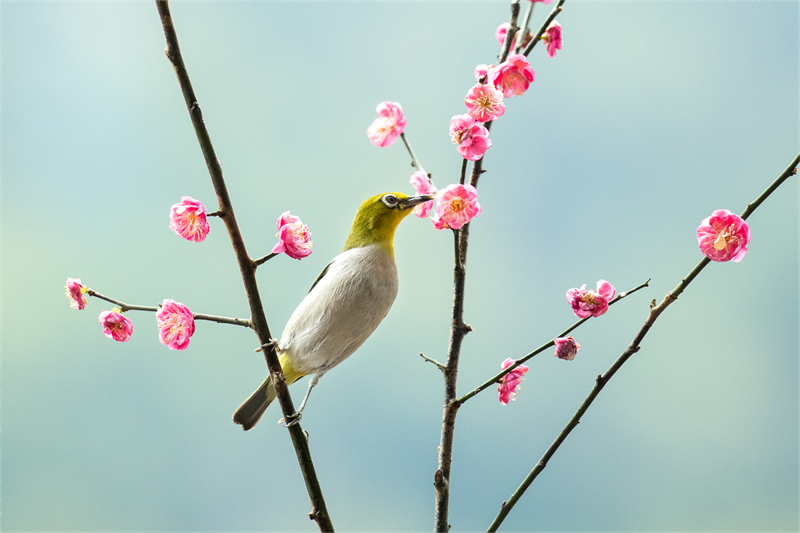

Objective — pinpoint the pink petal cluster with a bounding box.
[169,196,210,243]
[530,0,553,3]
[554,336,580,361]
[99,309,133,342]
[495,23,517,49]
[409,171,437,218]
[367,101,407,148]
[498,358,529,405]
[490,54,535,98]
[449,114,491,161]
[566,280,616,318]
[65,278,87,310]
[272,211,313,260]
[464,83,506,123]
[697,209,751,262]
[432,184,481,230]
[156,299,195,351]
[474,64,494,82]
[543,21,563,58]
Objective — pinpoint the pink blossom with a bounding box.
[495,23,517,49]
[449,114,491,161]
[554,336,580,361]
[566,280,616,318]
[65,278,87,310]
[474,64,494,82]
[272,211,313,260]
[409,171,437,218]
[156,299,195,351]
[498,358,529,405]
[697,209,751,262]
[530,0,553,3]
[465,83,506,123]
[99,309,133,342]
[367,101,407,148]
[169,196,210,243]
[433,184,481,230]
[543,21,563,58]
[490,54,536,98]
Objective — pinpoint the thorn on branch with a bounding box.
[792,166,798,175]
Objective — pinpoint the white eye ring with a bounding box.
[382,194,399,208]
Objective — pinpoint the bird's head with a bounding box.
[343,192,435,254]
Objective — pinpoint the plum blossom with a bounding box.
[409,171,437,218]
[66,278,87,310]
[367,101,406,148]
[566,280,616,318]
[554,336,580,361]
[697,209,751,262]
[432,184,481,230]
[156,299,195,351]
[530,0,553,3]
[464,83,506,123]
[99,309,133,342]
[474,64,494,82]
[490,54,536,98]
[449,114,491,161]
[542,21,563,58]
[498,358,529,405]
[169,196,210,243]
[272,211,313,260]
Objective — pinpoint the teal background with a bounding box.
[3,1,798,531]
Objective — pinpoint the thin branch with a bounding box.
[522,0,566,57]
[498,1,521,65]
[514,0,534,54]
[486,153,799,532]
[154,2,333,530]
[456,278,651,405]
[420,353,446,371]
[459,159,468,186]
[253,252,279,268]
[400,132,427,176]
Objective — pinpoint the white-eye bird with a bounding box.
[233,191,434,430]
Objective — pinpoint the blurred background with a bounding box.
[3,1,798,531]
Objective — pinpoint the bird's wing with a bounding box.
[307,260,334,294]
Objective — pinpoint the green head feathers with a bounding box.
[343,192,435,254]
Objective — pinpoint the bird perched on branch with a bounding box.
[233,191,434,430]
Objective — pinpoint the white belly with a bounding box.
[278,244,399,377]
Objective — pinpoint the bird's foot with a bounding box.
[254,338,279,353]
[278,410,303,427]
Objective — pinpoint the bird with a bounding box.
[233,191,435,430]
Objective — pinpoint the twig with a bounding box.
[522,0,566,57]
[420,353,446,371]
[400,132,427,177]
[253,252,279,268]
[498,1,521,65]
[486,153,799,532]
[459,159,468,186]
[154,2,334,530]
[456,278,650,405]
[514,0,534,54]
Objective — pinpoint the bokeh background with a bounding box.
[3,1,798,531]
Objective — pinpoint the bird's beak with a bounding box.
[400,194,436,210]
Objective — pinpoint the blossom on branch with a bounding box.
[156,299,195,351]
[465,83,506,123]
[554,336,580,361]
[449,114,491,161]
[99,309,133,342]
[272,211,313,260]
[490,54,535,98]
[367,101,406,148]
[169,196,210,243]
[697,209,751,262]
[498,358,529,405]
[65,278,87,310]
[474,64,494,82]
[542,21,563,58]
[566,280,616,318]
[431,183,481,230]
[409,171,437,218]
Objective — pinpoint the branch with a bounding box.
[486,152,799,532]
[400,132,427,176]
[514,0,534,55]
[253,252,279,268]
[420,353,446,371]
[154,2,334,530]
[498,1,521,65]
[456,278,651,405]
[522,0,566,57]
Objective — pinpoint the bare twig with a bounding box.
[253,252,279,268]
[420,353,446,371]
[400,132,427,177]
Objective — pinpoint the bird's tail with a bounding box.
[232,376,276,431]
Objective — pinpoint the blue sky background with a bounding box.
[3,1,798,531]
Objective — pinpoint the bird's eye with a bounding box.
[382,194,399,208]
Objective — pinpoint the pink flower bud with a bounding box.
[272,211,313,260]
[465,83,506,123]
[99,309,133,342]
[433,184,481,230]
[498,358,529,405]
[554,336,580,361]
[490,54,536,98]
[169,196,210,243]
[409,171,437,218]
[566,280,616,318]
[543,21,563,58]
[367,101,407,148]
[449,114,491,161]
[156,299,195,351]
[65,278,87,310]
[474,64,494,82]
[697,209,751,262]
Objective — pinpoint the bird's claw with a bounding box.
[278,411,303,427]
[254,338,279,353]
